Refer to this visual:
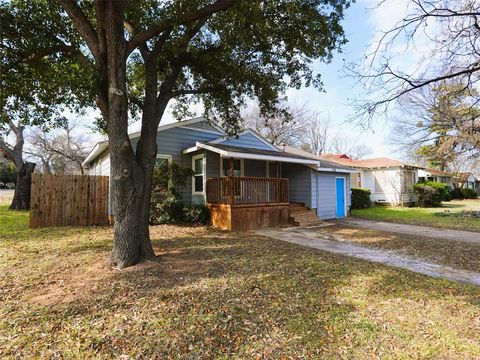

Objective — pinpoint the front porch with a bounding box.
[206,176,290,230]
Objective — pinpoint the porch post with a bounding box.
[275,162,280,202]
[228,157,234,205]
[275,162,280,178]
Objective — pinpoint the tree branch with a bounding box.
[0,138,15,163]
[58,0,99,59]
[126,0,236,55]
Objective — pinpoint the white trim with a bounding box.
[82,141,108,167]
[317,167,357,174]
[219,157,244,177]
[192,153,205,196]
[335,176,347,218]
[209,129,279,151]
[156,154,172,163]
[179,125,223,135]
[183,142,320,166]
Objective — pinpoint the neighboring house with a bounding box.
[417,168,453,187]
[83,117,354,230]
[321,154,420,205]
[455,172,480,195]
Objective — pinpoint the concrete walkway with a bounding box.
[255,228,480,286]
[347,218,480,245]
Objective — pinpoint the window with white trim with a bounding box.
[192,154,205,194]
[155,154,172,167]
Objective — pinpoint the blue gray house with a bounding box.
[83,117,353,230]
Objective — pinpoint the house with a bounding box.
[417,168,453,187]
[321,154,420,205]
[82,117,354,230]
[455,172,480,195]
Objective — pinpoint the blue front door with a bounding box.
[335,178,345,218]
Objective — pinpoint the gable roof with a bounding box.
[283,145,355,170]
[319,154,420,169]
[209,129,279,151]
[83,117,223,167]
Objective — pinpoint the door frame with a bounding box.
[335,176,347,218]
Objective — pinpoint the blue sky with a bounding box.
[285,0,399,158]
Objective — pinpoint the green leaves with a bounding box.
[1,0,95,131]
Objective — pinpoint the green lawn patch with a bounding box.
[352,199,480,232]
[0,208,479,358]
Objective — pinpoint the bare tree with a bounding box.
[308,113,331,155]
[390,80,480,168]
[328,133,372,159]
[352,0,480,127]
[243,103,312,147]
[25,121,91,175]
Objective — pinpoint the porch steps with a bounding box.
[288,203,324,227]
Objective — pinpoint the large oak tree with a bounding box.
[16,0,350,267]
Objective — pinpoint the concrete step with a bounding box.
[294,219,324,226]
[289,208,316,214]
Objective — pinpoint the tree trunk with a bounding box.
[10,161,35,210]
[100,1,155,268]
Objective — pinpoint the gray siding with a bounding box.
[282,163,312,208]
[112,125,220,205]
[313,172,351,220]
[206,151,220,178]
[182,121,221,133]
[218,132,276,151]
[244,159,267,177]
[156,127,219,204]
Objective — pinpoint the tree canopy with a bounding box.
[5,0,351,267]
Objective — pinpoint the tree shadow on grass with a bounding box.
[12,226,480,358]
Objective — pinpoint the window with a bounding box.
[266,161,281,178]
[155,154,172,167]
[356,172,362,187]
[192,154,204,194]
[374,171,385,193]
[402,171,416,193]
[220,158,243,177]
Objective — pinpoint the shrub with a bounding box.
[351,188,371,209]
[0,162,16,185]
[462,188,478,199]
[422,181,450,201]
[414,184,443,207]
[184,204,210,225]
[449,188,465,200]
[149,161,193,225]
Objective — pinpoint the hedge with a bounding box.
[462,188,478,199]
[351,188,371,209]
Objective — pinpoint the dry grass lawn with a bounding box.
[1,205,480,358]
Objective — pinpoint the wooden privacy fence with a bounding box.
[30,173,109,228]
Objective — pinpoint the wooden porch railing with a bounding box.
[206,176,289,205]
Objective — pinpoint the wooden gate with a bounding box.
[29,174,109,228]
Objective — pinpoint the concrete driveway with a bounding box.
[347,218,480,245]
[256,227,480,286]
